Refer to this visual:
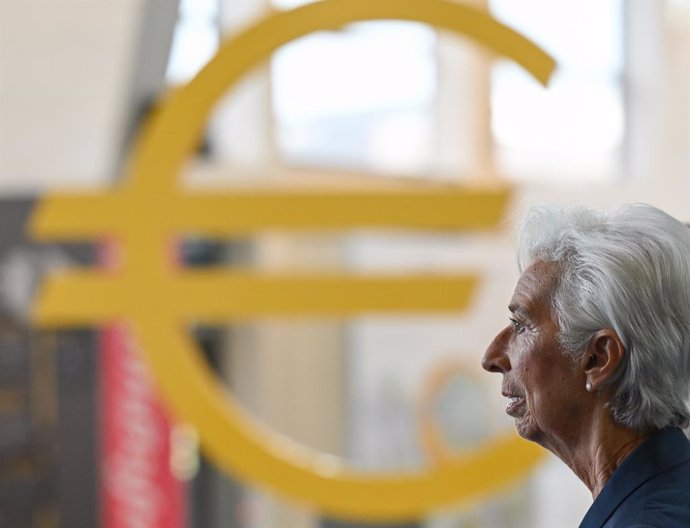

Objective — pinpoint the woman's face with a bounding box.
[482,260,587,450]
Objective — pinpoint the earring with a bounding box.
[585,381,593,392]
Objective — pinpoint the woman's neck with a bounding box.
[549,409,650,499]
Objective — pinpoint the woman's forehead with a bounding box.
[511,260,560,314]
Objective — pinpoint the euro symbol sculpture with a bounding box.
[30,0,555,521]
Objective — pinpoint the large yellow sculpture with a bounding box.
[30,0,555,521]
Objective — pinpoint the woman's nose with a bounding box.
[482,326,511,373]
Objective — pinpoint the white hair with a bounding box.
[517,203,690,432]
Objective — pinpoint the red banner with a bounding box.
[100,324,187,528]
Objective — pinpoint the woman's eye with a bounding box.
[510,318,525,333]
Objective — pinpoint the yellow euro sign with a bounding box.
[30,0,555,521]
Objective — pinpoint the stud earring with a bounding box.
[585,381,593,392]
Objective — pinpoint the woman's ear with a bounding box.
[583,329,625,391]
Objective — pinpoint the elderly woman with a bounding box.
[482,204,690,527]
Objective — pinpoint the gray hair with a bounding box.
[517,203,690,432]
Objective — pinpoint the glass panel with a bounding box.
[490,0,624,182]
[271,15,437,174]
[166,0,220,85]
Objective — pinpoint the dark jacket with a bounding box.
[580,427,690,528]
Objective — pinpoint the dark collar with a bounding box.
[579,427,690,528]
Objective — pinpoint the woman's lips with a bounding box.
[505,395,526,417]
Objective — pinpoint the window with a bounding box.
[490,0,625,182]
[271,0,437,175]
[270,0,626,183]
[166,0,220,85]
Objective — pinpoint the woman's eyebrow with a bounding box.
[508,304,531,320]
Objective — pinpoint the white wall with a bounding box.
[0,0,143,194]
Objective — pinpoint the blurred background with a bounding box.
[0,0,688,527]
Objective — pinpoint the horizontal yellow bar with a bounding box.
[174,271,477,320]
[32,271,128,326]
[29,187,510,239]
[33,270,478,326]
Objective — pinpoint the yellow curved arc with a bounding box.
[125,0,555,194]
[133,314,543,521]
[120,0,550,518]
